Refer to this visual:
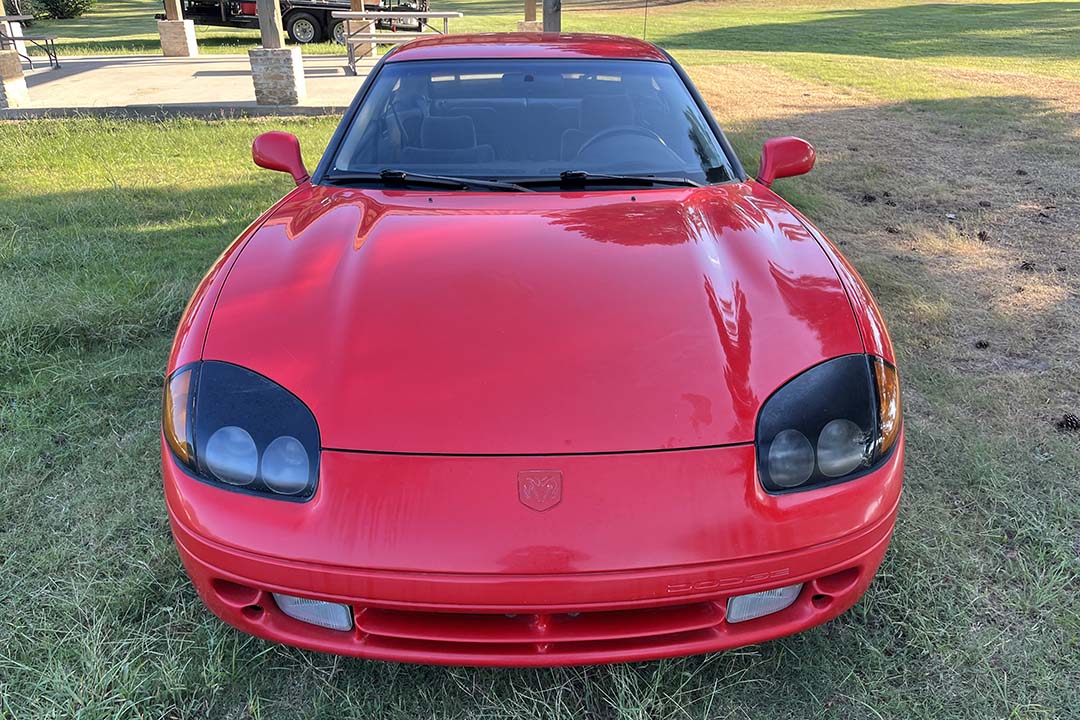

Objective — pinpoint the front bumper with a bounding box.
[165,437,903,666]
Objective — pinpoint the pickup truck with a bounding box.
[156,0,428,44]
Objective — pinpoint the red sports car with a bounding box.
[162,33,902,666]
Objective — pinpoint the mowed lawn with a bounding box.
[27,0,1080,80]
[2,2,1079,719]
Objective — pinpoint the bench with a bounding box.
[0,15,59,69]
[11,35,59,69]
[331,10,463,76]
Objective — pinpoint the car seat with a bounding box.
[400,116,495,165]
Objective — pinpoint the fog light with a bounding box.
[272,593,353,631]
[727,583,803,623]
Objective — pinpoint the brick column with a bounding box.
[0,49,29,108]
[158,19,198,56]
[249,46,306,105]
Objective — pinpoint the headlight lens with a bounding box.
[767,429,815,488]
[756,354,900,492]
[205,426,259,486]
[816,419,868,477]
[163,361,320,500]
[261,435,311,495]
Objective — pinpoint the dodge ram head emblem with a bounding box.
[518,470,563,511]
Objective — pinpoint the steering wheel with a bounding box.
[577,126,667,157]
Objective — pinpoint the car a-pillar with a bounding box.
[248,0,307,106]
[158,0,199,57]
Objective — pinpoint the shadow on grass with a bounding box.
[33,0,161,39]
[666,2,1080,61]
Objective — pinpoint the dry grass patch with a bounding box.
[692,63,870,126]
[689,62,1079,375]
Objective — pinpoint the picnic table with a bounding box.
[0,14,59,69]
[331,9,463,76]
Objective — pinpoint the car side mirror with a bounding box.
[252,131,309,185]
[756,136,815,187]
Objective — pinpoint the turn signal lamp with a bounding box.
[163,365,195,465]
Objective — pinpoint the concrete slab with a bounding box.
[3,53,378,117]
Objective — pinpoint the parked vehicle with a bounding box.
[162,33,903,666]
[156,0,429,44]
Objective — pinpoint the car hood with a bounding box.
[204,182,863,454]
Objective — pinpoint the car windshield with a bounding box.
[328,58,734,186]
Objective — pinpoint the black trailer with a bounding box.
[157,0,428,44]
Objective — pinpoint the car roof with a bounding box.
[385,33,671,63]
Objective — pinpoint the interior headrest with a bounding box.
[420,116,477,150]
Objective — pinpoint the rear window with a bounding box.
[330,58,734,185]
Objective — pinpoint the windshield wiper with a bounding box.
[325,169,533,192]
[517,171,703,189]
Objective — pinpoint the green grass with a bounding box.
[26,0,1080,84]
[3,1,1080,718]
